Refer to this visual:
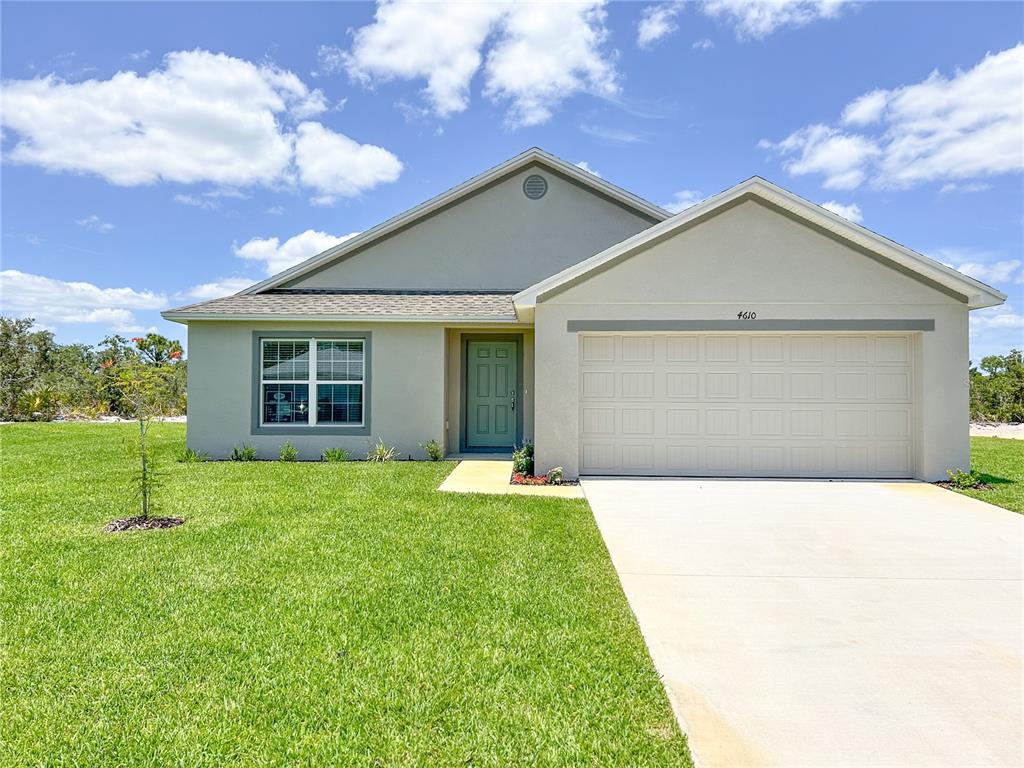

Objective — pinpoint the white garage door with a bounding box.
[579,333,915,478]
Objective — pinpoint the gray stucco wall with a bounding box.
[187,321,447,460]
[282,165,658,291]
[533,200,969,481]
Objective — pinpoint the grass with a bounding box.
[0,423,691,767]
[954,436,1024,514]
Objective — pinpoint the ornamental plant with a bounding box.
[512,442,534,475]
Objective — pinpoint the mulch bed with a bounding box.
[104,516,185,533]
[511,472,580,487]
[933,481,994,492]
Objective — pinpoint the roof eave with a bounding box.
[161,311,523,324]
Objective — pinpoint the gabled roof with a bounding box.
[162,290,518,323]
[514,176,1007,310]
[241,148,671,295]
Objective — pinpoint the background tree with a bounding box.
[0,317,188,421]
[970,350,1024,423]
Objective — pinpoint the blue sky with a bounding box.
[2,1,1021,359]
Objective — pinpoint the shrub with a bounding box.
[512,441,534,475]
[230,443,258,462]
[278,442,298,462]
[946,467,983,489]
[322,447,351,462]
[367,438,397,463]
[178,448,208,463]
[970,349,1024,423]
[421,439,443,461]
[547,466,564,484]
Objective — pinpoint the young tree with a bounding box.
[115,363,175,519]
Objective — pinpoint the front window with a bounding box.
[261,338,365,426]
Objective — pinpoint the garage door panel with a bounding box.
[579,333,915,478]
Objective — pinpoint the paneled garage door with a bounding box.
[579,334,915,477]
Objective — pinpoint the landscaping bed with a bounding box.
[947,436,1024,514]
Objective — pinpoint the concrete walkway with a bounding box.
[438,459,584,498]
[583,478,1023,768]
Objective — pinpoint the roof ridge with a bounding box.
[265,288,520,296]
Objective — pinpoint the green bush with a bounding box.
[512,442,534,475]
[970,350,1024,423]
[946,468,983,489]
[322,447,351,462]
[421,439,443,461]
[230,443,258,462]
[279,442,298,462]
[367,438,397,463]
[178,448,208,463]
[0,316,187,421]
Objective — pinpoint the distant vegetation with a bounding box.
[970,350,1024,423]
[0,316,186,421]
[2,315,1021,425]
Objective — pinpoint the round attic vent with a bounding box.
[523,174,548,200]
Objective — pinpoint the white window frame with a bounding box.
[259,337,365,428]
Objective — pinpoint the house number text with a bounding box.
[736,310,757,320]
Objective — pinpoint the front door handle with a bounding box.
[510,389,516,412]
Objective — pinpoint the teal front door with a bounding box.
[465,340,518,449]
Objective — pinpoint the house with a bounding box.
[163,148,1006,480]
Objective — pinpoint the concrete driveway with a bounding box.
[582,479,1023,768]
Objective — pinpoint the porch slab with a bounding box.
[438,459,585,498]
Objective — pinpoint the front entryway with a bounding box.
[464,338,519,450]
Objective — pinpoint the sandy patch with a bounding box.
[970,422,1024,440]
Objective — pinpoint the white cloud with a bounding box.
[970,304,1024,331]
[931,248,1024,290]
[342,0,618,127]
[179,277,256,301]
[662,189,703,213]
[759,124,880,189]
[1,49,402,202]
[485,2,619,128]
[266,205,286,215]
[693,38,715,50]
[637,2,684,49]
[293,122,403,205]
[701,0,847,40]
[314,44,347,77]
[0,270,165,332]
[345,2,503,117]
[819,200,863,223]
[575,160,602,177]
[761,44,1024,190]
[939,181,993,194]
[233,229,361,276]
[935,250,1024,287]
[76,214,115,233]
[841,89,888,126]
[126,49,150,62]
[959,260,1023,285]
[580,123,643,143]
[173,194,218,210]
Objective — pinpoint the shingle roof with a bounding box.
[163,290,518,321]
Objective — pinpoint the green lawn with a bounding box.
[958,436,1024,514]
[0,424,691,767]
